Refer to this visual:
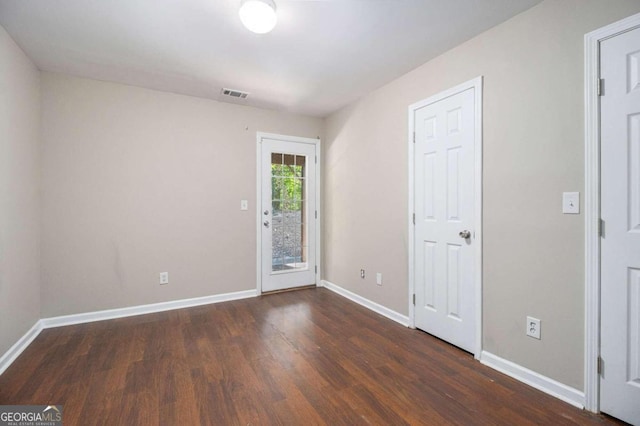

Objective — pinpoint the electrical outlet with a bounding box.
[240,200,248,210]
[360,269,365,279]
[160,272,169,285]
[376,273,382,286]
[526,316,541,339]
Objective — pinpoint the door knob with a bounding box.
[264,210,269,215]
[459,230,471,239]
[263,220,270,228]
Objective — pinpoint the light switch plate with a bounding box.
[240,200,248,211]
[376,273,382,286]
[562,192,580,214]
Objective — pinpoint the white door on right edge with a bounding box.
[414,87,476,354]
[600,25,640,425]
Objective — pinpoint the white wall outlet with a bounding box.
[160,272,169,285]
[240,200,248,210]
[360,269,365,279]
[562,192,580,214]
[376,273,383,286]
[526,316,541,339]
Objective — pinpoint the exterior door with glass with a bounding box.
[259,134,317,292]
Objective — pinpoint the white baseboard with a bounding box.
[41,289,258,329]
[480,351,585,409]
[0,320,44,376]
[320,280,410,327]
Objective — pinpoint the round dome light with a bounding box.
[239,0,277,34]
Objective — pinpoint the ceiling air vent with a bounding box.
[221,88,249,99]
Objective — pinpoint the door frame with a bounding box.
[255,132,321,295]
[584,12,640,413]
[407,76,483,359]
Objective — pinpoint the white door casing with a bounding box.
[257,133,320,293]
[409,78,482,356]
[599,26,640,425]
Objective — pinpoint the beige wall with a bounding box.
[324,0,640,390]
[40,73,323,317]
[0,25,41,356]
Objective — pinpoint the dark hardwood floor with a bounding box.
[0,288,621,425]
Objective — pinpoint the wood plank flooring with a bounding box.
[0,288,622,425]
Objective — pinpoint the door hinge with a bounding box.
[597,356,603,375]
[412,294,416,305]
[413,132,416,143]
[315,155,317,164]
[315,210,318,219]
[599,218,604,238]
[598,78,604,96]
[315,265,318,274]
[412,213,415,225]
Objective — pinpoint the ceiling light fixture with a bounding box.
[239,0,277,34]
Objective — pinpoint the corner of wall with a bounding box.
[0,22,43,359]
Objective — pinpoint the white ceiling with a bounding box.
[0,0,541,117]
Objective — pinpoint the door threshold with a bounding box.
[261,284,316,296]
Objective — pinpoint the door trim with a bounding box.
[584,12,640,414]
[407,76,483,358]
[255,132,321,295]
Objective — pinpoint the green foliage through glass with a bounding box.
[272,163,303,212]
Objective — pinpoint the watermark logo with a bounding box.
[0,405,63,426]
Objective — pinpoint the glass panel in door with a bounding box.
[270,152,307,272]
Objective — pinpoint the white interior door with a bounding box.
[413,86,477,354]
[600,26,640,425]
[259,135,317,293]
